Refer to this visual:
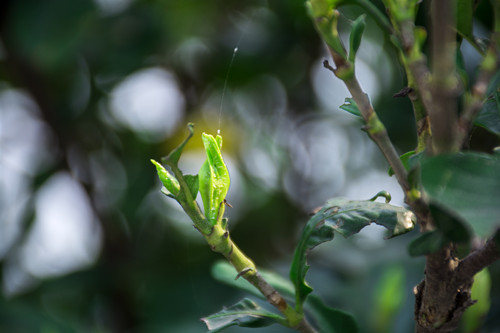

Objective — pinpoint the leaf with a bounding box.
[420,152,500,238]
[408,231,447,257]
[475,70,500,135]
[429,203,471,243]
[307,295,359,333]
[457,0,474,41]
[162,123,195,166]
[475,91,500,136]
[199,133,231,225]
[388,150,416,176]
[340,97,361,117]
[290,195,416,312]
[183,174,199,199]
[201,298,285,332]
[211,261,295,300]
[150,159,180,197]
[348,14,366,63]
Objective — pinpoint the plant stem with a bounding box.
[204,223,318,333]
[325,54,410,195]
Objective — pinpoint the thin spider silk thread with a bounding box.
[217,19,249,135]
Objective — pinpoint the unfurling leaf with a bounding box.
[151,159,180,197]
[348,14,366,63]
[199,133,231,225]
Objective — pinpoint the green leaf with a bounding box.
[475,91,500,136]
[348,14,366,63]
[457,0,474,41]
[199,133,231,225]
[201,298,285,332]
[420,153,500,238]
[162,123,195,166]
[340,97,361,117]
[183,174,199,199]
[388,150,416,176]
[408,231,447,257]
[307,295,359,333]
[150,159,180,197]
[475,71,500,135]
[211,261,295,300]
[290,195,416,312]
[429,203,471,243]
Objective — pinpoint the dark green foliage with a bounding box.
[420,153,500,238]
[290,196,415,312]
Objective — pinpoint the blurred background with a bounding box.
[0,0,498,332]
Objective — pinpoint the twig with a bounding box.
[204,223,318,333]
[453,230,500,288]
[428,0,459,153]
[324,56,411,195]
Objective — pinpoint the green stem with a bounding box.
[204,224,317,333]
[166,162,213,234]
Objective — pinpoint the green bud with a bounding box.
[151,159,180,196]
[199,133,231,225]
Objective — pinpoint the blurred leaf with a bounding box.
[201,298,285,332]
[408,231,447,257]
[457,0,474,40]
[211,261,295,300]
[429,203,471,243]
[420,153,500,238]
[162,123,195,166]
[372,266,405,332]
[462,269,491,332]
[348,14,366,63]
[340,97,361,117]
[307,295,359,333]
[290,196,416,311]
[475,91,500,136]
[388,150,416,176]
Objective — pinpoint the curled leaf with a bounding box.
[290,195,415,312]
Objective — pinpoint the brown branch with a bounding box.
[453,230,500,288]
[428,0,459,154]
